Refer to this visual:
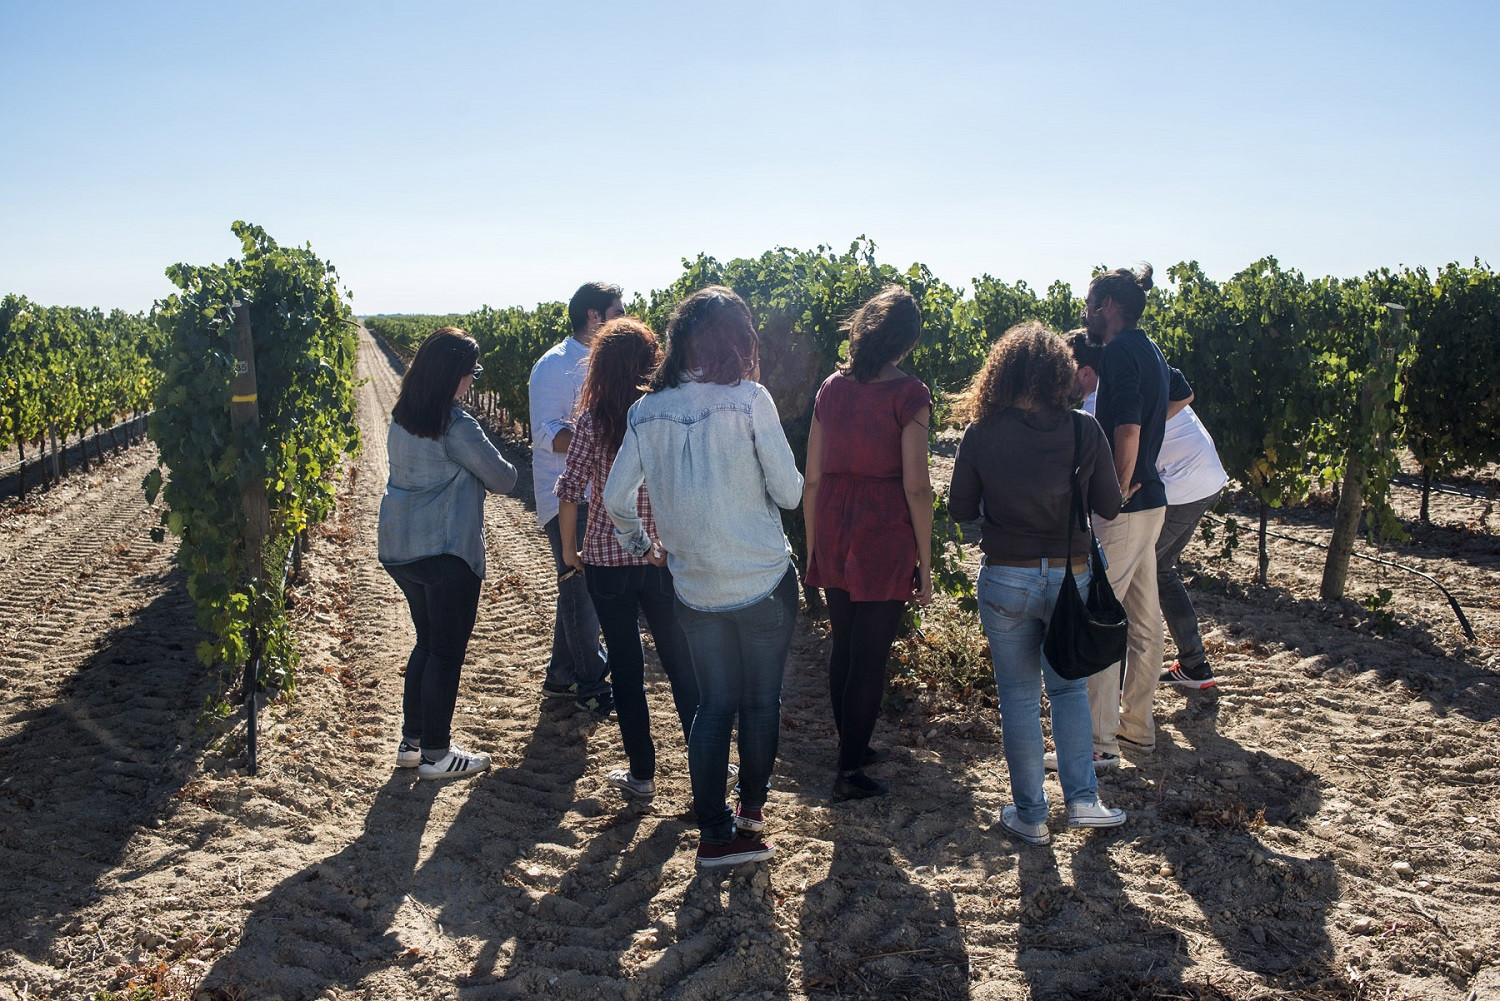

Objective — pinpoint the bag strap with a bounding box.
[1066,411,1108,573]
[1061,411,1083,578]
[1068,411,1088,532]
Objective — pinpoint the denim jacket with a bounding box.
[604,379,803,611]
[378,407,518,578]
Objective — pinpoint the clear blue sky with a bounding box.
[3,1,1497,314]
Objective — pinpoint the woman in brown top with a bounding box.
[947,322,1126,845]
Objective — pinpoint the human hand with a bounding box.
[914,567,933,606]
[1121,481,1141,503]
[646,541,668,567]
[562,549,585,575]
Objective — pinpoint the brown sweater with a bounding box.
[948,408,1122,561]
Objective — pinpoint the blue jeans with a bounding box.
[1156,490,1220,671]
[384,554,482,754]
[586,563,699,780]
[977,561,1100,825]
[542,510,609,697]
[675,565,799,843]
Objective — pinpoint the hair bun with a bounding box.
[1136,264,1155,292]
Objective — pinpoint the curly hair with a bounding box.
[954,322,1077,425]
[576,317,661,454]
[840,285,922,382]
[651,286,758,391]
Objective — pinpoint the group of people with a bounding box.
[374,265,1228,865]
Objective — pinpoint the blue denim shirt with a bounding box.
[377,407,518,578]
[604,379,803,611]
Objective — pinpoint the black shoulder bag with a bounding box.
[1042,411,1129,680]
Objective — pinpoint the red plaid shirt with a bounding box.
[555,411,658,567]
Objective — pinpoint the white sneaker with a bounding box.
[726,763,740,794]
[606,768,656,799]
[1043,750,1121,772]
[1067,800,1127,827]
[395,739,421,769]
[418,745,491,781]
[998,805,1051,845]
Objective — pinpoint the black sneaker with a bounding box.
[832,770,889,802]
[1160,661,1217,690]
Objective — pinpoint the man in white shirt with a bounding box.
[1069,331,1101,414]
[529,282,623,714]
[1153,385,1227,690]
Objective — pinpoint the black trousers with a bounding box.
[385,554,482,754]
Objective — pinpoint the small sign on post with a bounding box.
[229,303,270,774]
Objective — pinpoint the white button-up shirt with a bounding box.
[528,336,591,527]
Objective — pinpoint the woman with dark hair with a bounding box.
[555,317,699,800]
[804,285,933,801]
[604,286,803,868]
[378,327,517,780]
[947,322,1127,844]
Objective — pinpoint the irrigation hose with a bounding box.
[1201,512,1478,643]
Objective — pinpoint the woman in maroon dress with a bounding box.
[804,285,933,801]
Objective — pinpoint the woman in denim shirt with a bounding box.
[604,287,803,868]
[378,327,517,781]
[947,324,1126,844]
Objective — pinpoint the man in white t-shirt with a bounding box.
[1153,378,1227,689]
[529,282,623,714]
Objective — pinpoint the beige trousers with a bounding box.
[1087,506,1166,755]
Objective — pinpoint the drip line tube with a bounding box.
[1201,512,1478,643]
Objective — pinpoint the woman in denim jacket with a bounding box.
[947,324,1126,844]
[555,317,699,802]
[378,327,517,781]
[604,287,803,868]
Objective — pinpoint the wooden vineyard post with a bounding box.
[230,303,270,775]
[1321,304,1407,601]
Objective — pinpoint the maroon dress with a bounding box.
[805,372,933,602]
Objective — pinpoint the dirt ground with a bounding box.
[1,329,1496,1001]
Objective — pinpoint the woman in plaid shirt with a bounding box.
[556,318,699,800]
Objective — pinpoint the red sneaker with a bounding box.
[696,834,774,868]
[735,804,765,833]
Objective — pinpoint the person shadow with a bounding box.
[196,705,590,999]
[195,773,441,997]
[1008,688,1335,997]
[798,824,971,999]
[0,569,218,980]
[444,682,790,997]
[782,592,973,1000]
[1142,690,1336,984]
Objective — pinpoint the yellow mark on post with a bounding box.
[231,394,258,403]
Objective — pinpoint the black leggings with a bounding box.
[825,588,906,773]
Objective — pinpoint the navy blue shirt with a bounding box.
[1095,328,1170,513]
